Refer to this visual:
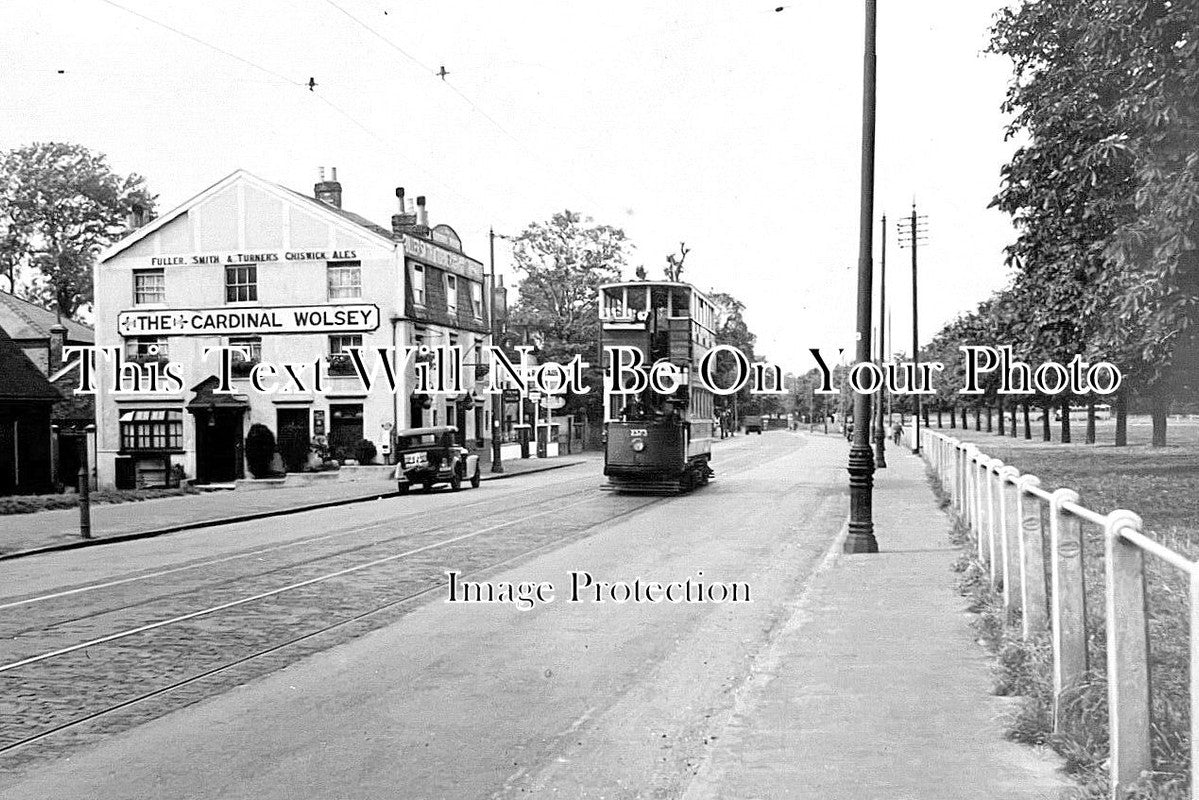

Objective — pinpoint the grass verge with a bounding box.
[0,486,201,515]
[926,463,1191,800]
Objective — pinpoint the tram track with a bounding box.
[0,435,802,772]
[0,481,603,640]
[2,438,773,623]
[0,493,666,759]
[0,469,604,613]
[0,493,671,765]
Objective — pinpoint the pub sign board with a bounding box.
[117,304,381,337]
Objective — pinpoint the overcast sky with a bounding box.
[2,0,1021,373]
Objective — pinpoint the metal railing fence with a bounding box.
[906,428,1197,800]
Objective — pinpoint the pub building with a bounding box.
[93,168,492,489]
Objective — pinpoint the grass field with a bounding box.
[919,416,1199,798]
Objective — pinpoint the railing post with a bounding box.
[1017,476,1047,637]
[963,445,977,533]
[955,442,964,513]
[999,465,1022,617]
[970,448,983,546]
[950,440,958,506]
[1104,509,1151,799]
[1049,488,1088,734]
[986,459,1004,584]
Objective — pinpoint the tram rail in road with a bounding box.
[0,433,802,778]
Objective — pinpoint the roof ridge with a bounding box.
[0,291,43,331]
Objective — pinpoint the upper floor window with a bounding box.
[225,264,257,303]
[327,261,361,300]
[133,268,165,305]
[328,333,363,376]
[446,274,458,316]
[411,263,426,306]
[229,335,262,376]
[125,336,169,363]
[471,282,483,319]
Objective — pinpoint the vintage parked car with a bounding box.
[392,426,481,494]
[743,414,764,434]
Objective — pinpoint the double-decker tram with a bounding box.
[599,280,717,493]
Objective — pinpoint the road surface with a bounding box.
[0,431,848,798]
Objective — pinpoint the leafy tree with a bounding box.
[989,0,1199,446]
[0,142,156,318]
[1089,0,1199,445]
[663,242,689,282]
[709,291,757,417]
[509,210,630,418]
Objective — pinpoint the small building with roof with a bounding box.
[0,292,96,486]
[0,324,61,495]
[93,168,491,488]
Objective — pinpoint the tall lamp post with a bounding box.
[488,227,512,473]
[873,213,888,469]
[845,0,879,554]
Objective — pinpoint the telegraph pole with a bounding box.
[488,228,505,473]
[845,0,878,554]
[897,202,928,454]
[873,214,887,469]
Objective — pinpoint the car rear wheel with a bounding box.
[422,481,434,493]
[397,483,409,495]
[470,464,481,489]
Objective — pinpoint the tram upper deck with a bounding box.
[598,281,717,425]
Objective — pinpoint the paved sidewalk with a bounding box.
[0,452,597,560]
[683,443,1068,799]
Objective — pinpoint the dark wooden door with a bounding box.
[196,410,244,483]
[328,404,363,462]
[276,408,310,473]
[0,417,14,494]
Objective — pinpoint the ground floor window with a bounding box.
[119,408,184,453]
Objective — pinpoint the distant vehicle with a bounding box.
[743,415,764,434]
[1052,404,1113,422]
[392,425,481,494]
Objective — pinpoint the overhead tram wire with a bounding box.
[321,0,606,211]
[92,0,489,216]
[96,0,304,88]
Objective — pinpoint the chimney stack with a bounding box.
[390,186,418,235]
[416,195,428,227]
[125,203,147,231]
[314,166,343,209]
[48,322,66,374]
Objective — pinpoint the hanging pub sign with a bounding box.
[117,304,380,337]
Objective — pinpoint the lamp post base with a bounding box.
[845,442,878,553]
